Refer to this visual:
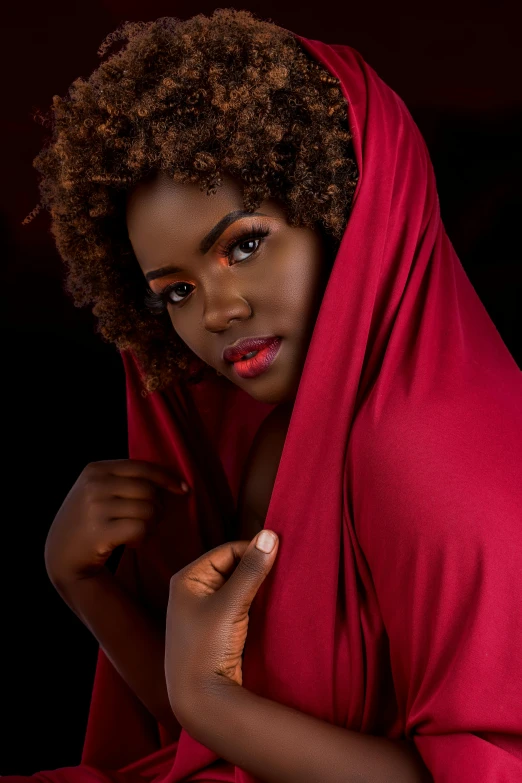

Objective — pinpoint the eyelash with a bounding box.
[144,221,271,312]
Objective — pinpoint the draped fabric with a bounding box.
[5,32,521,783]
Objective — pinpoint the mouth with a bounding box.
[230,338,282,379]
[223,335,280,364]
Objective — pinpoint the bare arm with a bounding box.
[181,682,433,783]
[44,459,189,738]
[53,568,179,737]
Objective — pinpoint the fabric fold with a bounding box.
[81,32,522,783]
[6,30,520,783]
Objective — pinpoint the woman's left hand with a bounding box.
[164,529,279,723]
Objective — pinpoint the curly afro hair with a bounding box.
[24,8,359,395]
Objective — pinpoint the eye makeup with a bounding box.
[143,220,272,312]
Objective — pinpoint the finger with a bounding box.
[201,540,253,576]
[98,459,190,495]
[104,496,157,522]
[216,532,279,607]
[173,540,252,597]
[102,476,159,502]
[103,517,150,550]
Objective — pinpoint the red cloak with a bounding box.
[6,32,521,783]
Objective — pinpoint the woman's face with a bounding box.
[126,171,331,405]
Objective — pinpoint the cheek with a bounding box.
[168,310,218,368]
[272,228,328,317]
[277,257,327,325]
[168,311,200,354]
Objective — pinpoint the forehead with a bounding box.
[126,170,245,232]
[125,171,286,269]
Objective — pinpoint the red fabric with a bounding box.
[5,33,521,783]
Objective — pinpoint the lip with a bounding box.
[222,335,280,363]
[231,338,282,379]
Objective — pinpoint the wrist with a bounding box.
[176,673,243,735]
[50,566,114,606]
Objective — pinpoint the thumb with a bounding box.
[254,529,279,555]
[219,530,279,610]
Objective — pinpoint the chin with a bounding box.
[243,381,297,406]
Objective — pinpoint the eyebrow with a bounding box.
[145,210,270,282]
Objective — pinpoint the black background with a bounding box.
[1,0,521,773]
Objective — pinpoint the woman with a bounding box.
[9,8,521,783]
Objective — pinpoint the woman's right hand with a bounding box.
[44,459,189,589]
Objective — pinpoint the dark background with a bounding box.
[1,0,521,774]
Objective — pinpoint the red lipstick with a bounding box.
[223,335,280,363]
[227,337,282,379]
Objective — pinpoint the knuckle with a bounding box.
[82,479,98,503]
[82,472,105,500]
[168,573,180,596]
[82,464,102,488]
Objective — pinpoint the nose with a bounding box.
[202,287,252,332]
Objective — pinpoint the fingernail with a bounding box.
[256,530,276,553]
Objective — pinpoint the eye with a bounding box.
[143,223,271,312]
[221,234,265,265]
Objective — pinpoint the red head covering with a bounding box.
[76,33,522,783]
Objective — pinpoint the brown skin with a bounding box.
[44,458,187,584]
[44,459,189,735]
[126,171,331,406]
